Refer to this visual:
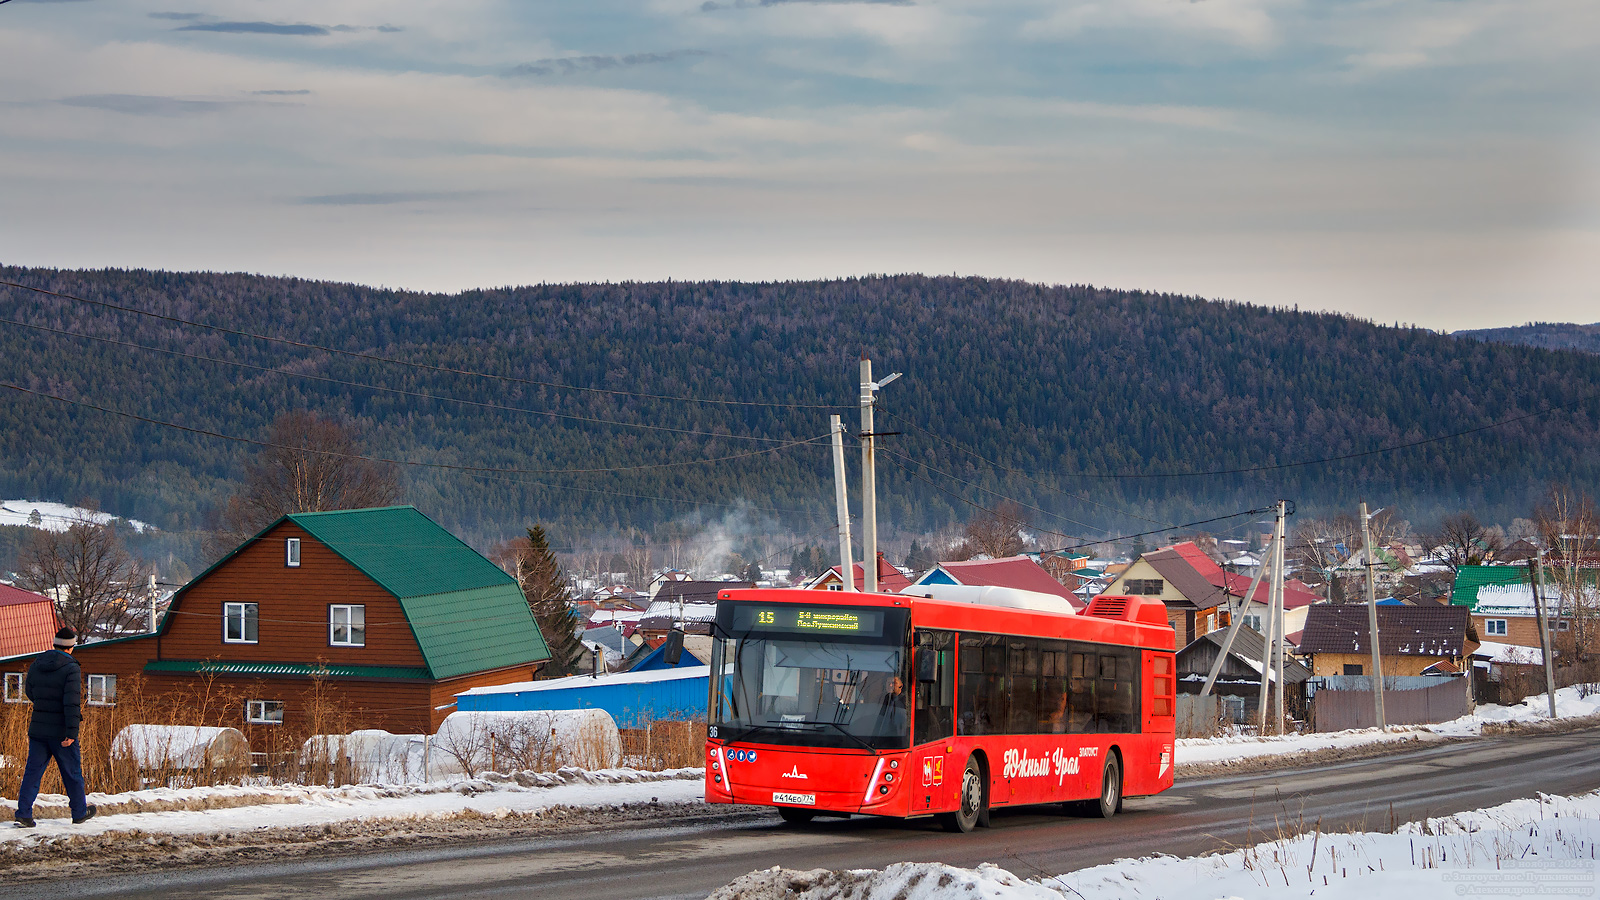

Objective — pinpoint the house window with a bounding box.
[1343,664,1364,675]
[826,583,843,591]
[286,538,301,567]
[1556,619,1571,632]
[224,602,259,643]
[86,674,116,706]
[3,672,25,703]
[1243,614,1263,631]
[329,604,365,647]
[1124,578,1165,596]
[1484,619,1508,636]
[246,700,285,724]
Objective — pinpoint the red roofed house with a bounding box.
[1,584,60,702]
[1104,541,1322,646]
[908,555,1084,609]
[804,554,912,593]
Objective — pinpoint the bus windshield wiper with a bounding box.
[782,720,879,754]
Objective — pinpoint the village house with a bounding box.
[801,554,911,593]
[909,555,1084,609]
[0,506,550,734]
[0,584,59,702]
[1175,627,1312,722]
[1103,541,1322,647]
[1295,603,1475,677]
[636,580,751,641]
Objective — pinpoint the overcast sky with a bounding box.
[2,0,1595,329]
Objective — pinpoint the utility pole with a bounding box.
[1272,501,1287,730]
[1360,502,1387,729]
[829,415,856,591]
[1534,551,1558,717]
[858,354,899,594]
[1202,525,1274,697]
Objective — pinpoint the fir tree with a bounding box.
[515,525,586,676]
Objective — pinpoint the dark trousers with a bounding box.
[16,737,88,820]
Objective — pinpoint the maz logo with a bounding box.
[781,766,809,780]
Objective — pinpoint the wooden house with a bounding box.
[0,506,549,734]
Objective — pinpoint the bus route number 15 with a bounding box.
[757,611,776,624]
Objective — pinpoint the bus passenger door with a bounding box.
[913,629,956,813]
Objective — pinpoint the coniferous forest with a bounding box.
[3,266,1598,561]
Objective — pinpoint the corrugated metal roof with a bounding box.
[923,556,1083,608]
[1450,565,1530,606]
[1297,604,1470,657]
[145,659,431,679]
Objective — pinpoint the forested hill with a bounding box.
[3,266,1599,554]
[1455,322,1600,355]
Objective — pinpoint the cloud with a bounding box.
[250,89,312,96]
[297,191,485,206]
[511,50,710,77]
[701,0,911,9]
[148,12,203,20]
[58,94,235,116]
[176,21,331,36]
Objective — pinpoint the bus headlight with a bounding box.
[884,773,893,782]
[878,785,889,795]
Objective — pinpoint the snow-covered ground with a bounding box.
[710,790,1600,900]
[0,500,152,533]
[0,767,701,844]
[1176,685,1600,766]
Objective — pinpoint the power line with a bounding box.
[881,411,1167,526]
[0,315,807,445]
[0,279,840,410]
[0,381,831,476]
[879,454,1080,543]
[1039,507,1276,555]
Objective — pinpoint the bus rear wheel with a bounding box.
[777,808,816,825]
[1096,754,1122,819]
[940,757,986,833]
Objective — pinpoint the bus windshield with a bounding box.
[710,602,910,751]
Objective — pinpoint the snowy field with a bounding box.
[0,500,152,533]
[710,791,1600,899]
[1175,685,1600,765]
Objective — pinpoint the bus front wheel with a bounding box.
[941,756,986,833]
[1096,754,1122,819]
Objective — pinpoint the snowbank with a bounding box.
[110,725,249,769]
[0,500,152,533]
[712,790,1600,900]
[431,709,622,776]
[1176,684,1600,766]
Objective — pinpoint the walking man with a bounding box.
[13,627,96,828]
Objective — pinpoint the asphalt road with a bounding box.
[15,728,1600,900]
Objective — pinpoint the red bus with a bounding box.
[704,586,1176,832]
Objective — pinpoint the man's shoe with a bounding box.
[13,817,35,828]
[72,805,96,825]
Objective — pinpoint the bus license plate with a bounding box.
[773,792,815,806]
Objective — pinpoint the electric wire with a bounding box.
[0,279,840,410]
[0,381,832,477]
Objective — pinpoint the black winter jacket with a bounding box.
[25,649,82,742]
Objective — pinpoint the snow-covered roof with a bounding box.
[1470,640,1544,666]
[458,664,708,696]
[641,599,719,622]
[1473,584,1573,617]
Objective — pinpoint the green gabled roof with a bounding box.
[283,507,550,679]
[146,659,431,679]
[1451,565,1530,607]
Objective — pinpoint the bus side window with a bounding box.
[1097,651,1139,733]
[957,635,1007,735]
[914,630,956,745]
[1069,652,1096,733]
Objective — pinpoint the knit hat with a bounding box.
[53,627,77,649]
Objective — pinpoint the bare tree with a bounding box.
[1288,515,1360,603]
[211,412,400,553]
[962,501,1028,560]
[1423,511,1505,577]
[1533,485,1600,660]
[17,512,150,637]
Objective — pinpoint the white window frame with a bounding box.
[286,538,301,567]
[3,672,26,703]
[1243,614,1263,632]
[246,700,285,725]
[1484,619,1508,636]
[86,674,116,706]
[826,583,844,591]
[224,601,259,644]
[329,604,366,647]
[1556,619,1571,632]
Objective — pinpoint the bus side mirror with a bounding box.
[916,650,937,683]
[663,629,685,666]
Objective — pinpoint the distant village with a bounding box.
[1,497,1597,777]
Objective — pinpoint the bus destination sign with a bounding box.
[732,605,885,637]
